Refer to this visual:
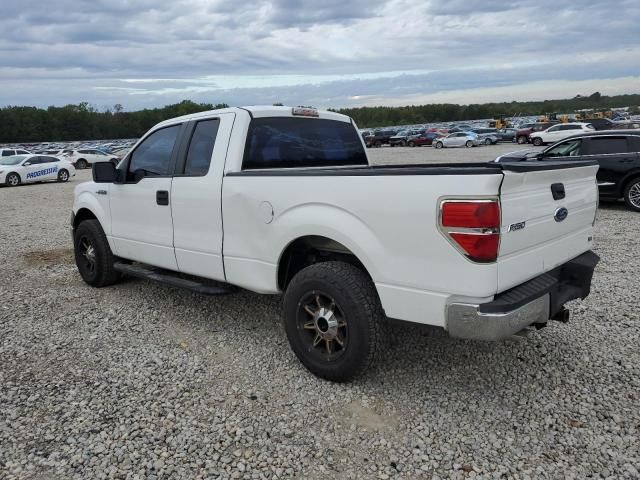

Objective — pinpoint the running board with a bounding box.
[113,262,236,296]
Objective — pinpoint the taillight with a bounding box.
[439,199,501,263]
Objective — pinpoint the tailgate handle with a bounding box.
[551,183,565,200]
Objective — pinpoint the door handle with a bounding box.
[156,190,169,206]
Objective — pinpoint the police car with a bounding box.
[0,154,76,187]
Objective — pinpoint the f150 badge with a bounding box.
[509,221,526,232]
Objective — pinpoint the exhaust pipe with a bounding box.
[552,308,570,323]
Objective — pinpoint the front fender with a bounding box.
[74,186,111,235]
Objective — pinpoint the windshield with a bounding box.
[395,130,409,136]
[0,156,26,165]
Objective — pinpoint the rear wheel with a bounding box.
[624,178,640,212]
[532,137,543,146]
[517,136,527,144]
[74,219,121,287]
[283,262,383,382]
[484,138,492,145]
[76,159,88,169]
[400,140,407,147]
[435,142,443,149]
[5,173,20,187]
[465,140,473,148]
[57,169,69,182]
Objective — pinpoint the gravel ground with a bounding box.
[1,146,638,479]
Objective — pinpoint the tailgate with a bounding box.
[497,161,599,293]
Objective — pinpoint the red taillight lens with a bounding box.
[440,200,501,263]
[449,233,499,262]
[441,201,500,228]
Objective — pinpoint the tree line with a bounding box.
[1,93,639,143]
[0,100,228,143]
[334,92,640,128]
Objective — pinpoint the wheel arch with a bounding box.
[277,235,372,291]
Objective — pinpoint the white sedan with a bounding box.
[0,154,76,187]
[64,149,120,169]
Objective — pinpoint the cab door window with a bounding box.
[544,139,582,158]
[128,124,181,178]
[183,119,220,176]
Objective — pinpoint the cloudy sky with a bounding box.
[2,0,639,110]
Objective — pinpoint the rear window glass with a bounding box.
[243,118,368,170]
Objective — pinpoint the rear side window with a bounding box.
[2,150,15,156]
[184,119,219,176]
[129,124,181,176]
[243,118,367,170]
[584,137,629,155]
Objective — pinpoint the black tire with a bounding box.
[517,136,527,144]
[76,159,88,169]
[374,140,382,147]
[465,140,473,148]
[484,138,492,145]
[283,261,383,382]
[408,141,415,147]
[5,172,20,187]
[532,137,543,146]
[435,141,443,149]
[623,177,640,212]
[400,140,407,147]
[74,219,121,287]
[57,169,69,182]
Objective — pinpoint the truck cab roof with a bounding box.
[154,106,352,130]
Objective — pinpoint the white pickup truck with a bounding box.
[72,106,600,381]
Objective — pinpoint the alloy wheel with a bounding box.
[297,291,348,360]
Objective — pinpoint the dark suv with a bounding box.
[496,130,640,211]
[365,129,398,147]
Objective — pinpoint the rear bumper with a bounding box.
[447,251,599,340]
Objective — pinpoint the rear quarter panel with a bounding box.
[221,172,504,325]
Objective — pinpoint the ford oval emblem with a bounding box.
[554,207,569,222]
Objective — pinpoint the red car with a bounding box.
[407,132,443,147]
[515,121,559,144]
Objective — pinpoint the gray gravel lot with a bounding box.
[1,144,638,479]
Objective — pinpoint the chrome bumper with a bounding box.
[447,295,550,341]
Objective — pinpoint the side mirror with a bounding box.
[535,153,544,160]
[93,161,117,183]
[24,161,32,166]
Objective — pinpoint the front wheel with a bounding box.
[57,169,69,182]
[435,142,443,149]
[465,140,473,148]
[624,178,640,212]
[74,219,121,287]
[532,137,543,146]
[283,262,383,382]
[408,141,415,147]
[484,138,492,145]
[5,173,20,187]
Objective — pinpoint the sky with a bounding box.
[1,0,639,110]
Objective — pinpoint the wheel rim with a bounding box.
[629,182,640,208]
[60,171,68,181]
[78,235,97,276]
[297,291,348,361]
[8,175,18,186]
